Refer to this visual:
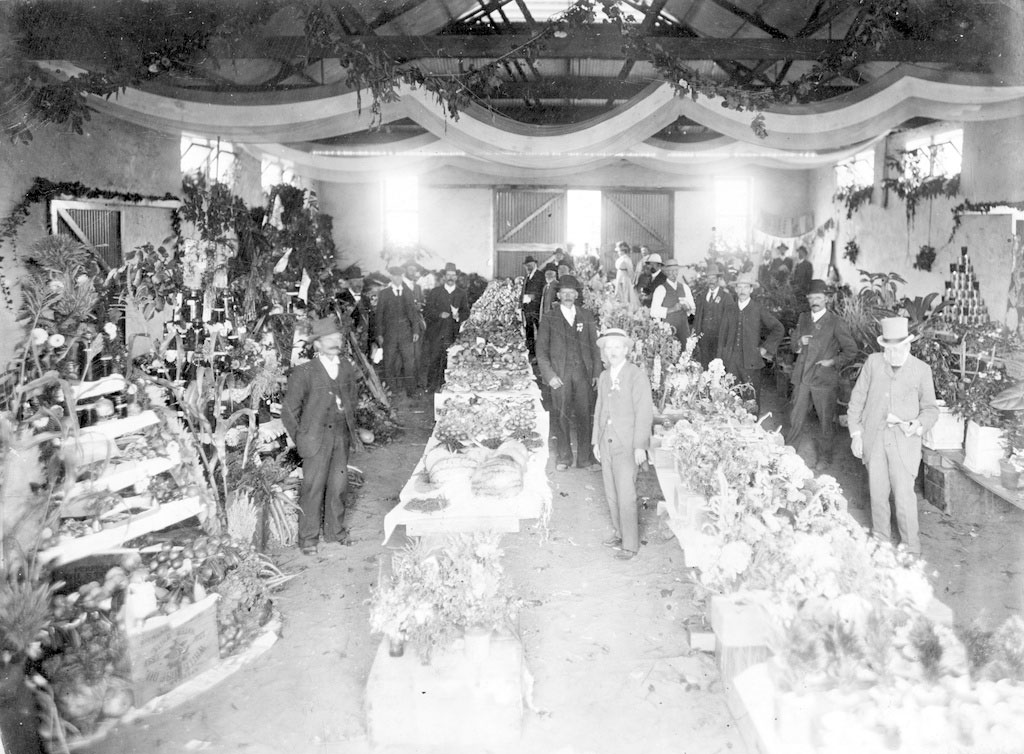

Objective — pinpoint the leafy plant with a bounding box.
[913,336,960,404]
[121,240,182,318]
[843,240,860,265]
[949,365,1011,428]
[913,245,937,272]
[834,186,874,219]
[0,558,61,666]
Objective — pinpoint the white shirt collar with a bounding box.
[560,304,576,323]
[444,283,456,292]
[609,361,626,380]
[738,298,750,310]
[811,308,826,322]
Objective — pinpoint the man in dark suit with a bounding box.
[376,265,420,397]
[638,253,664,308]
[791,245,814,299]
[520,255,545,357]
[337,265,369,354]
[785,278,858,467]
[536,274,602,471]
[423,262,471,392]
[282,317,359,556]
[538,263,560,322]
[720,271,784,413]
[403,261,427,389]
[693,262,735,368]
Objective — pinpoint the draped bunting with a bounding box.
[37,60,1024,175]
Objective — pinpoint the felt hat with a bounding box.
[403,260,424,274]
[734,270,759,288]
[597,327,633,348]
[387,264,405,276]
[776,242,789,252]
[523,255,538,265]
[309,316,342,341]
[365,271,389,287]
[877,317,917,347]
[806,279,829,296]
[646,253,663,265]
[705,262,724,277]
[443,262,458,273]
[556,274,581,291]
[341,265,363,280]
[542,262,559,273]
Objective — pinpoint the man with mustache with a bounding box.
[785,279,857,468]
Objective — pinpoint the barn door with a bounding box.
[601,191,673,272]
[50,200,124,270]
[494,188,567,279]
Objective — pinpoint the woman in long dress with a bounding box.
[613,244,640,310]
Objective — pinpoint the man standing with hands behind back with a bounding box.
[847,317,938,556]
[536,274,602,471]
[282,317,359,556]
[785,279,857,467]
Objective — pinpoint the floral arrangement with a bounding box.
[368,532,519,662]
[949,365,1010,428]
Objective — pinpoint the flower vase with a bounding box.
[387,636,405,658]
[463,625,492,663]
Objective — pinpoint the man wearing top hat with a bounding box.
[649,259,695,344]
[536,274,602,471]
[692,262,735,367]
[282,316,360,555]
[720,270,784,413]
[376,265,421,397]
[847,317,938,556]
[520,255,546,357]
[423,262,471,392]
[592,328,654,560]
[786,279,858,467]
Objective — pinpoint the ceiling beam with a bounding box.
[31,34,980,65]
[705,0,787,39]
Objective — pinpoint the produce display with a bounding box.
[434,394,538,449]
[464,279,523,329]
[443,338,533,392]
[419,439,530,499]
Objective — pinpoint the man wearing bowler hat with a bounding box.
[720,270,784,413]
[520,255,545,357]
[692,262,735,367]
[282,316,360,555]
[423,262,471,392]
[536,274,602,471]
[785,279,857,467]
[847,317,938,556]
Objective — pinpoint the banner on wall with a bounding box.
[755,211,816,239]
[753,218,836,256]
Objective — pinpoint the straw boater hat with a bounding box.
[646,253,663,265]
[877,317,917,347]
[661,258,680,269]
[309,316,342,341]
[596,328,633,348]
[734,270,759,288]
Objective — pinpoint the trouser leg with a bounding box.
[601,448,621,536]
[865,435,893,545]
[398,336,416,395]
[549,384,574,465]
[810,385,837,461]
[888,435,922,555]
[383,339,401,393]
[787,383,812,445]
[323,431,350,542]
[568,369,595,466]
[608,441,639,552]
[298,446,330,547]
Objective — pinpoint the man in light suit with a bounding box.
[536,274,602,471]
[376,265,420,397]
[785,279,858,467]
[847,317,938,556]
[720,270,783,413]
[592,328,654,560]
[282,317,360,556]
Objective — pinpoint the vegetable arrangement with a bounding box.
[434,394,537,449]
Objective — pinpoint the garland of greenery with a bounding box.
[880,153,960,226]
[4,0,987,141]
[950,199,1024,240]
[834,185,875,219]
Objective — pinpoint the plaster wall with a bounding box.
[0,113,180,369]
[810,122,1017,325]
[317,182,382,271]
[418,187,493,275]
[961,116,1024,202]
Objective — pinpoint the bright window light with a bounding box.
[713,177,751,250]
[835,148,874,189]
[567,190,601,257]
[903,129,962,179]
[180,134,235,184]
[383,176,418,247]
[261,158,296,193]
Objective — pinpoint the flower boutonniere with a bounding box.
[714,295,721,305]
[575,323,583,333]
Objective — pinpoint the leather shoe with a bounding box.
[614,549,637,560]
[300,544,317,556]
[555,463,569,471]
[602,536,622,549]
[586,462,602,471]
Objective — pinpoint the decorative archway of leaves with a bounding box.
[950,199,1024,240]
[4,0,989,142]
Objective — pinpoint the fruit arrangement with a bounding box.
[434,394,536,448]
[420,439,529,499]
[444,338,533,392]
[466,280,523,329]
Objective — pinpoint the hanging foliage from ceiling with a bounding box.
[1,0,997,142]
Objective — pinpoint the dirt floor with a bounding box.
[82,377,1023,754]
